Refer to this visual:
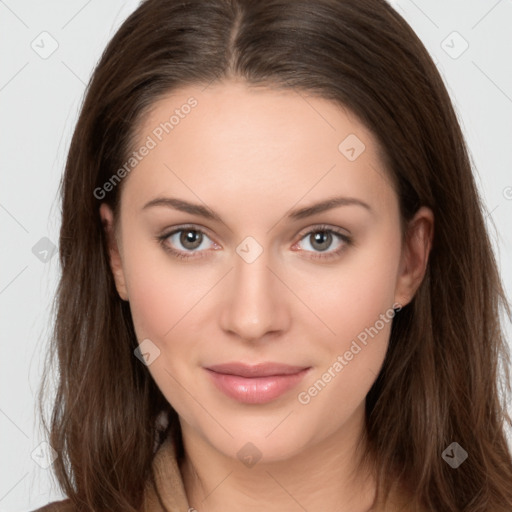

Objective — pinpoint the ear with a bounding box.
[99,203,129,301]
[394,206,434,308]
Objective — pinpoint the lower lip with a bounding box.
[205,368,310,404]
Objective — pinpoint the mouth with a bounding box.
[204,362,311,404]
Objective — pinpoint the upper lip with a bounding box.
[205,362,310,378]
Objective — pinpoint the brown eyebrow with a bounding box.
[142,195,373,222]
[142,197,221,221]
[287,196,373,220]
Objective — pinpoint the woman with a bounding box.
[35,0,512,510]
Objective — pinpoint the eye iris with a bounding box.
[310,231,332,251]
[180,229,202,250]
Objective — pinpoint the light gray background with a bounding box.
[1,1,511,510]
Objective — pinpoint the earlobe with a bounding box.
[394,206,434,308]
[99,203,129,301]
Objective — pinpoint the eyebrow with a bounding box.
[142,195,373,221]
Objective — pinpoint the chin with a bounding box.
[204,417,317,465]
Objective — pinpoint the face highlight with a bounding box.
[100,80,432,466]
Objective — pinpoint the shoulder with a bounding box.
[30,498,74,512]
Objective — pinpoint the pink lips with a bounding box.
[205,362,310,404]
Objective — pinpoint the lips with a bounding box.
[204,362,311,404]
[206,362,309,378]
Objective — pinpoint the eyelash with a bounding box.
[156,224,352,262]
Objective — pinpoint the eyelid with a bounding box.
[294,223,351,240]
[160,223,350,245]
[160,223,219,244]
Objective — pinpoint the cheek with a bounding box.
[122,241,209,423]
[293,229,401,413]
[294,226,402,345]
[125,262,176,342]
[122,236,214,342]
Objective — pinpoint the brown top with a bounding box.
[33,435,418,511]
[142,434,190,511]
[32,435,188,512]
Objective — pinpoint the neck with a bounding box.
[179,403,381,512]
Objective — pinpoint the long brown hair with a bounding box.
[39,0,512,510]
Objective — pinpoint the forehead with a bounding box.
[121,80,396,218]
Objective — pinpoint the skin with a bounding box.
[101,79,434,512]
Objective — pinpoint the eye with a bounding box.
[293,225,351,260]
[157,225,219,260]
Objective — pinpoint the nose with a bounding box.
[218,249,291,343]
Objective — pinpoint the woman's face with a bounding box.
[101,80,432,464]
